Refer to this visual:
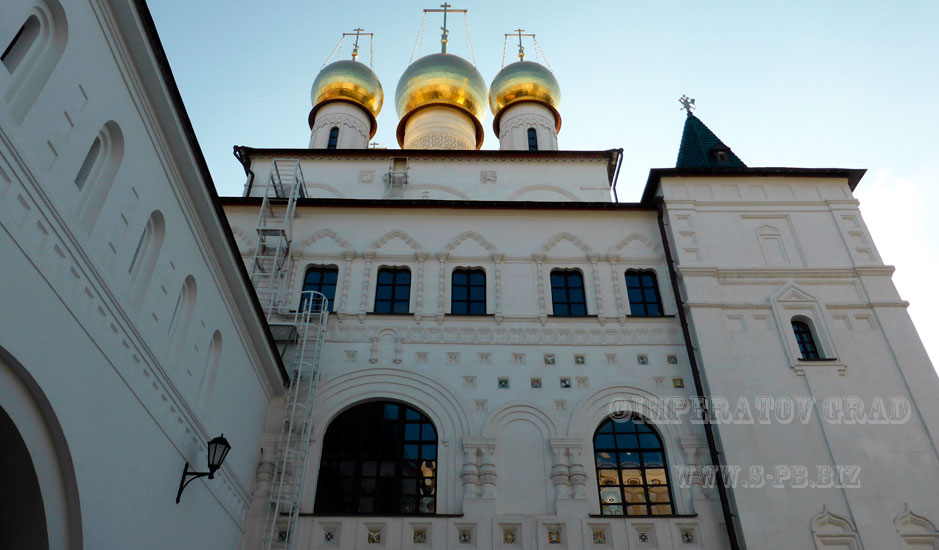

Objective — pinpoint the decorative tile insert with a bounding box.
[512,353,526,365]
[591,529,607,544]
[474,399,487,411]
[447,352,460,365]
[503,527,518,544]
[574,354,586,365]
[637,353,649,365]
[478,352,491,364]
[324,529,336,543]
[498,377,510,389]
[560,377,571,389]
[576,376,588,388]
[547,527,562,544]
[367,528,382,544]
[413,528,427,544]
[531,378,542,388]
[544,353,556,365]
[673,378,685,388]
[654,377,665,388]
[458,528,472,543]
[554,399,566,411]
[667,354,679,365]
[416,352,428,363]
[605,353,616,365]
[681,528,695,544]
[463,376,476,389]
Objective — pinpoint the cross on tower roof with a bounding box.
[505,28,535,62]
[679,94,696,114]
[341,27,373,62]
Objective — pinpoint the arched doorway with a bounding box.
[0,404,49,548]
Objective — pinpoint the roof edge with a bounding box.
[220,197,651,211]
[641,167,867,204]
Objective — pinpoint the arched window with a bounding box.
[76,121,124,231]
[129,210,165,306]
[375,267,411,314]
[167,276,196,362]
[594,416,673,516]
[327,126,340,149]
[197,331,222,410]
[527,127,538,151]
[550,269,587,316]
[451,268,485,315]
[314,401,437,515]
[2,0,68,123]
[2,16,40,74]
[300,266,338,312]
[625,270,663,316]
[792,320,820,360]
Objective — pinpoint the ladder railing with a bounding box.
[260,289,328,550]
[246,159,328,550]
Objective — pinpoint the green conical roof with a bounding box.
[675,113,746,168]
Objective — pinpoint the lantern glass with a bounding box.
[206,435,231,473]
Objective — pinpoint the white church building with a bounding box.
[1,1,937,549]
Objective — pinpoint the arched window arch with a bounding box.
[451,267,485,315]
[527,127,538,151]
[76,121,123,231]
[301,265,338,312]
[2,0,68,123]
[167,275,197,362]
[594,416,673,516]
[550,268,587,316]
[791,318,821,360]
[128,210,165,306]
[327,126,340,149]
[314,401,437,515]
[197,331,222,410]
[625,269,663,316]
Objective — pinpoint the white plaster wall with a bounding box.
[498,102,559,151]
[244,154,615,202]
[309,102,370,149]
[0,0,282,547]
[224,204,729,549]
[402,106,477,150]
[658,175,939,549]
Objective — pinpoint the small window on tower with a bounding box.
[716,151,728,162]
[791,319,821,360]
[327,126,340,149]
[527,128,538,151]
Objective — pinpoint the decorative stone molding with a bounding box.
[607,255,626,322]
[359,251,375,321]
[492,253,504,323]
[533,253,547,324]
[368,230,423,251]
[415,252,427,322]
[894,504,939,548]
[541,232,593,254]
[811,506,861,549]
[770,281,845,375]
[295,228,352,251]
[436,252,448,323]
[444,231,497,253]
[409,133,471,150]
[338,250,355,314]
[480,170,497,184]
[588,253,604,318]
[459,438,497,499]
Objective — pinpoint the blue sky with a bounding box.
[149,1,938,366]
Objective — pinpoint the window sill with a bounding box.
[797,357,838,362]
[367,312,414,316]
[587,512,698,518]
[446,313,495,317]
[300,512,464,518]
[548,314,599,318]
[792,358,846,376]
[625,314,676,319]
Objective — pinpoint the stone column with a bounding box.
[359,251,375,321]
[491,252,504,324]
[549,443,572,499]
[588,253,604,319]
[607,254,625,323]
[533,253,547,324]
[415,251,427,322]
[436,252,448,323]
[338,250,355,315]
[461,443,480,498]
[479,442,497,499]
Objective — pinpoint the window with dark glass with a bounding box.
[792,320,821,360]
[327,126,340,149]
[594,416,673,516]
[300,266,338,312]
[625,270,662,316]
[451,268,485,315]
[551,269,587,316]
[314,402,437,515]
[375,267,411,314]
[527,127,538,151]
[2,16,39,74]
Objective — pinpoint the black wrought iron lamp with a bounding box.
[175,434,231,503]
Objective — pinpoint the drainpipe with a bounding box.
[233,145,255,196]
[610,148,624,203]
[655,196,744,550]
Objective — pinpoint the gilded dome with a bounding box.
[309,60,383,138]
[395,53,487,149]
[489,60,561,134]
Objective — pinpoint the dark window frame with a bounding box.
[527,127,538,151]
[327,126,340,149]
[451,268,486,315]
[625,270,663,317]
[374,267,411,314]
[791,319,821,360]
[314,401,438,515]
[550,269,588,317]
[300,265,339,312]
[593,416,674,517]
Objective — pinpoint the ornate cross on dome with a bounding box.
[513,28,526,60]
[341,28,372,62]
[679,94,696,114]
[423,3,467,54]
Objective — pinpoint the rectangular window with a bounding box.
[301,266,338,312]
[625,270,662,316]
[551,269,587,316]
[375,267,411,314]
[451,268,486,315]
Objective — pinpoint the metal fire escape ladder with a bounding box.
[250,160,329,550]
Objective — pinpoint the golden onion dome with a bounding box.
[394,53,488,149]
[309,60,383,139]
[489,60,561,134]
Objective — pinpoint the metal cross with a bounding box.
[351,27,364,60]
[679,94,696,113]
[423,4,466,54]
[514,28,525,60]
